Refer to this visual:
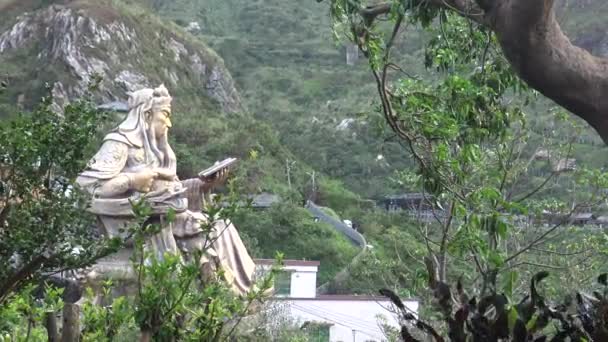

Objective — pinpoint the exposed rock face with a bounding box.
[50,81,69,114]
[204,65,241,113]
[336,118,355,131]
[185,22,201,33]
[168,38,187,62]
[0,3,242,113]
[114,70,149,93]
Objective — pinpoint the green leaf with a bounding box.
[488,251,505,268]
[166,208,176,223]
[496,219,508,239]
[502,271,518,300]
[526,313,539,331]
[508,306,519,332]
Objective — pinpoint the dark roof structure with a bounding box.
[97,101,128,112]
[249,193,280,208]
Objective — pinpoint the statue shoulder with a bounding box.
[103,132,137,147]
[93,132,141,157]
[97,138,129,156]
[82,139,130,176]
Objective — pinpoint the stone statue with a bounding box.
[76,85,255,295]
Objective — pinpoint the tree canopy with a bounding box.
[321,0,608,142]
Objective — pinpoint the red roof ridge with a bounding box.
[254,258,320,267]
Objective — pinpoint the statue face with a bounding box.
[150,107,172,137]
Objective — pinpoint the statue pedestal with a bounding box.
[83,248,138,303]
[83,223,179,303]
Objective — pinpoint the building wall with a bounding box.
[255,263,318,299]
[282,299,419,342]
[289,269,317,298]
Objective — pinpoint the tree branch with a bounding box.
[359,0,488,26]
[489,0,608,143]
[504,202,583,265]
[353,0,608,143]
[0,255,47,303]
[360,2,392,22]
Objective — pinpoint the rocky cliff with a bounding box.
[0,0,242,116]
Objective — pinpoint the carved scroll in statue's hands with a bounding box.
[198,158,237,193]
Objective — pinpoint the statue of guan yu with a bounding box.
[77,85,255,295]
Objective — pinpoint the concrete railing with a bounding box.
[304,200,366,248]
[305,200,368,294]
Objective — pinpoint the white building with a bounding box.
[255,259,419,342]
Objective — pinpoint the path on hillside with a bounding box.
[304,200,368,294]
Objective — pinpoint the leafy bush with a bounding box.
[381,270,608,341]
[0,81,122,305]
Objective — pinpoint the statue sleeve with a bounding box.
[76,140,130,196]
[181,178,206,211]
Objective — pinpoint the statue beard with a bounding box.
[146,124,175,170]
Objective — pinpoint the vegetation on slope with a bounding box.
[138,0,608,292]
[4,0,608,298]
[0,0,362,286]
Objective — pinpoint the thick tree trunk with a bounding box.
[45,311,59,342]
[140,329,152,342]
[361,0,608,141]
[61,304,80,342]
[490,0,608,142]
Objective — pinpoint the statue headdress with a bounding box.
[104,84,176,171]
[127,84,172,114]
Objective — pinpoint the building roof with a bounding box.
[97,101,128,112]
[383,193,427,201]
[595,216,608,223]
[248,193,280,208]
[254,259,320,267]
[571,213,594,220]
[275,294,417,302]
[552,158,577,172]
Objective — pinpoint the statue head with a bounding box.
[112,85,176,170]
[145,85,173,138]
[123,84,173,137]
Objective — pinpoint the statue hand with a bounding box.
[154,168,177,181]
[130,169,158,193]
[201,168,230,192]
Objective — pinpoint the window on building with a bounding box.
[303,322,330,342]
[274,271,291,296]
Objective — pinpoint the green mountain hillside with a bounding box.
[0,0,361,285]
[136,0,608,201]
[133,0,608,294]
[3,0,608,295]
[133,0,417,200]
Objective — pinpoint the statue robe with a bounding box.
[76,134,255,295]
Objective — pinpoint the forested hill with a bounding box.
[134,0,608,294]
[3,0,607,204]
[0,0,363,286]
[3,0,608,295]
[137,0,608,200]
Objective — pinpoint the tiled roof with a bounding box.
[254,259,320,267]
